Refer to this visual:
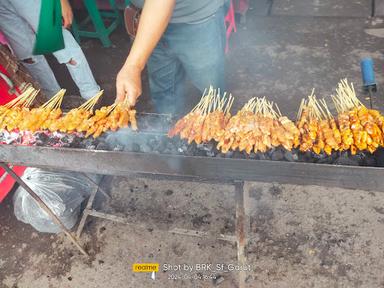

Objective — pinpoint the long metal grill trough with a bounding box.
[2,113,384,288]
[1,111,384,191]
[1,141,384,191]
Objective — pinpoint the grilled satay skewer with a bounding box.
[19,89,66,132]
[83,94,138,138]
[331,78,383,154]
[318,99,341,155]
[169,87,233,146]
[219,97,252,153]
[51,90,103,133]
[0,86,39,131]
[296,90,320,153]
[168,88,209,138]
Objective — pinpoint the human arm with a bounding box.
[116,0,176,105]
[60,0,73,28]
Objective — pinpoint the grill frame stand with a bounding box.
[0,162,89,256]
[75,176,250,287]
[4,145,384,286]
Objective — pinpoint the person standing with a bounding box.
[0,0,100,100]
[116,0,227,114]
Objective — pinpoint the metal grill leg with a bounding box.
[0,162,88,256]
[76,181,100,238]
[82,174,110,200]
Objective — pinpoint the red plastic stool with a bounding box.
[0,166,26,202]
[0,57,25,202]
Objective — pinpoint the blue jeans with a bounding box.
[0,0,100,99]
[147,7,226,115]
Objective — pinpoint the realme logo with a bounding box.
[132,263,159,273]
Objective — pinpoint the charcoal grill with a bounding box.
[2,113,384,287]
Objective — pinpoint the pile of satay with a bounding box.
[169,81,384,155]
[0,87,137,138]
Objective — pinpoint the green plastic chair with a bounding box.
[71,0,130,47]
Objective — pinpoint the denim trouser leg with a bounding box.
[53,30,100,100]
[0,0,99,100]
[0,0,61,98]
[173,8,226,93]
[146,7,225,115]
[147,40,186,114]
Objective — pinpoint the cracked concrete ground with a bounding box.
[2,178,384,287]
[2,0,384,287]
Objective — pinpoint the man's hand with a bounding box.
[61,0,73,28]
[116,63,142,106]
[115,0,175,107]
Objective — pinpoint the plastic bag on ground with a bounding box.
[13,168,100,233]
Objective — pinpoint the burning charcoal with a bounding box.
[21,132,37,145]
[10,131,22,144]
[212,146,220,154]
[248,152,257,159]
[312,151,327,162]
[215,153,225,158]
[362,152,376,166]
[349,152,366,166]
[178,143,188,153]
[132,143,140,152]
[47,136,59,146]
[80,138,97,149]
[270,148,285,161]
[60,135,71,144]
[119,141,133,151]
[150,139,163,152]
[316,155,335,164]
[334,151,361,166]
[59,142,71,148]
[232,151,244,159]
[69,136,83,148]
[185,146,195,156]
[140,143,152,153]
[113,145,124,151]
[35,140,44,146]
[298,151,315,163]
[284,150,298,162]
[224,151,234,158]
[35,132,49,143]
[206,150,216,157]
[163,142,174,153]
[196,143,204,150]
[96,141,110,151]
[256,153,267,160]
[147,138,158,150]
[63,134,76,144]
[187,143,204,156]
[374,148,384,166]
[205,143,215,152]
[86,144,97,150]
[196,150,207,157]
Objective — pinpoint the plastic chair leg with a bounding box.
[71,19,81,44]
[84,0,112,47]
